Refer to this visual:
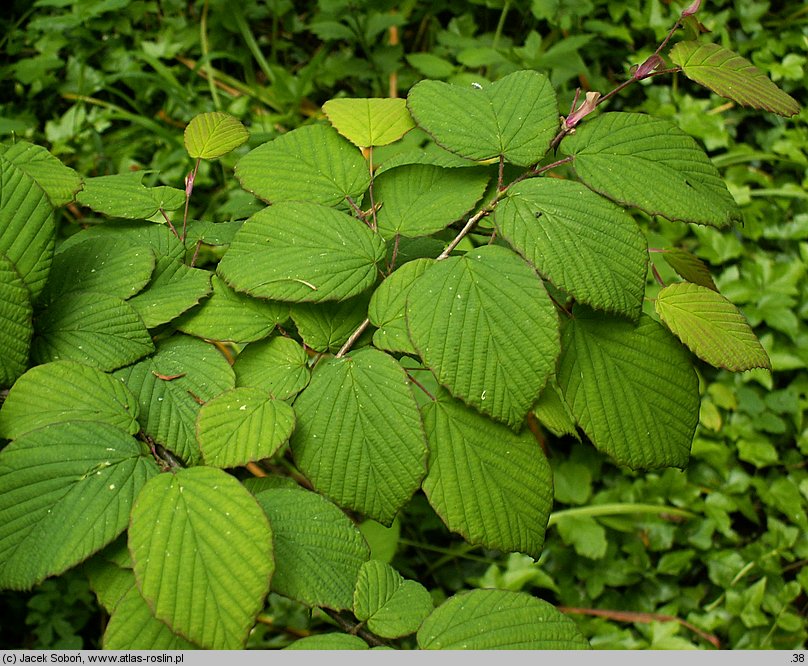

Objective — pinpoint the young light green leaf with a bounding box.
[496,178,647,320]
[353,560,433,639]
[284,634,369,650]
[129,467,273,649]
[197,387,295,468]
[218,201,386,303]
[0,156,55,300]
[290,348,428,525]
[562,112,741,227]
[660,248,717,291]
[43,237,155,303]
[0,422,158,590]
[175,274,288,343]
[77,172,184,219]
[655,281,771,371]
[369,258,435,354]
[407,70,558,166]
[670,41,800,117]
[406,245,560,428]
[103,586,198,650]
[0,255,33,387]
[32,291,154,371]
[421,394,554,558]
[128,256,212,328]
[0,361,139,439]
[184,112,249,159]
[533,379,580,441]
[84,540,135,614]
[417,589,590,649]
[0,141,82,207]
[255,487,370,610]
[557,309,700,469]
[373,164,489,239]
[233,336,311,400]
[235,124,370,207]
[290,294,370,353]
[323,98,416,148]
[114,335,235,466]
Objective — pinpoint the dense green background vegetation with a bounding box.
[1,0,806,650]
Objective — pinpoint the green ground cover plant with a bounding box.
[1,0,806,651]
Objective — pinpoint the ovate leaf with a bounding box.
[353,560,433,639]
[323,98,415,147]
[233,336,310,400]
[496,178,647,320]
[218,202,385,303]
[407,70,558,166]
[0,141,82,207]
[417,589,590,649]
[255,487,370,610]
[197,387,295,468]
[290,294,370,353]
[557,309,699,469]
[114,336,235,466]
[0,422,158,590]
[184,112,249,159]
[235,124,370,207]
[660,248,717,291]
[655,281,771,371]
[32,291,154,371]
[406,246,560,427]
[533,379,580,441]
[0,361,139,439]
[77,172,184,219]
[175,274,288,343]
[421,394,553,558]
[129,467,273,649]
[373,164,489,239]
[290,348,427,525]
[562,112,741,227]
[670,41,800,117]
[104,586,197,650]
[0,255,33,387]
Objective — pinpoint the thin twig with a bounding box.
[336,318,371,358]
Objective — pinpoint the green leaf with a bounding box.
[407,71,558,166]
[114,336,235,466]
[555,515,608,559]
[369,258,435,355]
[284,634,368,650]
[129,467,273,649]
[43,237,156,303]
[655,281,771,372]
[496,178,647,320]
[255,487,370,610]
[406,245,560,428]
[0,422,158,590]
[0,141,82,207]
[562,112,741,227]
[104,586,197,650]
[660,248,717,291]
[0,361,139,439]
[417,589,590,649]
[0,154,55,300]
[290,294,370,353]
[235,124,370,207]
[323,98,416,148]
[84,542,135,614]
[557,310,699,469]
[233,336,310,400]
[197,387,295,468]
[32,291,154,371]
[218,201,385,303]
[0,255,33,387]
[373,164,489,239]
[421,394,553,558]
[533,379,580,441]
[290,348,428,525]
[670,41,800,117]
[128,256,212,329]
[353,560,433,639]
[175,274,288,343]
[77,172,184,219]
[184,112,249,159]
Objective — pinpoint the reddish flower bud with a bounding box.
[565,91,601,129]
[632,54,665,80]
[681,0,702,17]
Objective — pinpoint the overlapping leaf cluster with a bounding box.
[0,8,800,648]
